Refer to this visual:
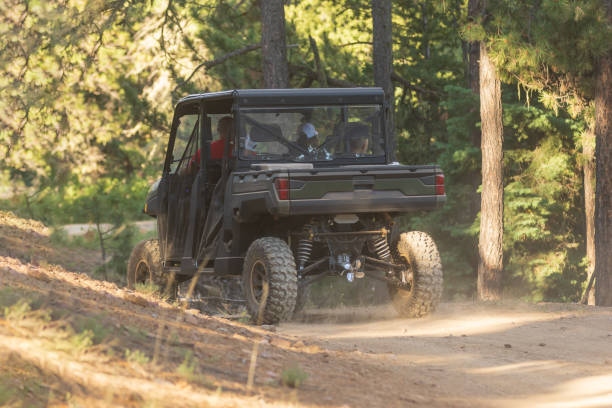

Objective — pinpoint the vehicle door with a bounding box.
[159,103,201,264]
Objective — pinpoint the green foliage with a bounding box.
[176,350,198,379]
[71,316,110,345]
[482,0,611,113]
[135,282,161,296]
[176,349,211,387]
[125,349,150,365]
[280,364,308,388]
[0,0,600,303]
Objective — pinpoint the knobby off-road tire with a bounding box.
[127,239,178,300]
[388,231,443,318]
[242,237,298,324]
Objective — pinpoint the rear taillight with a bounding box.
[275,178,289,200]
[435,174,445,195]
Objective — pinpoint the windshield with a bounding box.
[238,105,384,161]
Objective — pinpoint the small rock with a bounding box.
[232,333,248,342]
[28,269,50,282]
[151,313,158,318]
[269,337,292,348]
[504,344,512,349]
[461,334,467,337]
[261,325,277,332]
[538,343,546,347]
[124,293,149,307]
[184,314,199,325]
[604,360,612,365]
[303,345,321,353]
[292,340,306,348]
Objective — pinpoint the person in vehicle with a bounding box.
[210,116,234,160]
[296,122,319,151]
[243,132,258,157]
[347,123,370,155]
[184,116,233,175]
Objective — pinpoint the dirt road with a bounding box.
[2,210,612,407]
[281,303,612,407]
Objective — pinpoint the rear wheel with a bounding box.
[388,231,443,317]
[242,237,298,324]
[127,239,177,300]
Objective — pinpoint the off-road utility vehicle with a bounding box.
[128,88,445,324]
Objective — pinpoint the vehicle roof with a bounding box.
[176,88,385,110]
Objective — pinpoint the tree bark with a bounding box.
[261,0,288,88]
[467,0,482,227]
[372,0,395,161]
[582,127,596,305]
[594,0,612,306]
[477,43,504,300]
[467,0,481,143]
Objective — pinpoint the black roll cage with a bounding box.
[164,88,391,174]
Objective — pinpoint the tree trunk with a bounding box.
[477,43,504,300]
[372,0,395,161]
[582,127,596,305]
[467,0,482,223]
[467,0,481,97]
[594,0,612,306]
[260,0,288,88]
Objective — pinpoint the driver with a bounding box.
[296,122,319,151]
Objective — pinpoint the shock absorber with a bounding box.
[296,225,313,270]
[370,236,391,261]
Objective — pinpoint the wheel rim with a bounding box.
[393,254,414,293]
[250,260,268,304]
[135,260,149,285]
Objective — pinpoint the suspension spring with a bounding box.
[296,225,314,270]
[370,236,391,261]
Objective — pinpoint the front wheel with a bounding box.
[127,239,177,300]
[242,237,298,324]
[388,231,443,318]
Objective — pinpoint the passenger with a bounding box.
[243,133,258,157]
[184,116,233,175]
[296,122,319,151]
[210,116,234,160]
[347,123,370,155]
[349,135,369,155]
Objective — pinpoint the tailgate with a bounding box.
[287,164,445,215]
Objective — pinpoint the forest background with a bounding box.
[1,0,610,303]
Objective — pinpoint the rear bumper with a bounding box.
[288,191,445,215]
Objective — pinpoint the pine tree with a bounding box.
[261,0,289,88]
[477,41,504,300]
[372,0,394,159]
[594,0,612,306]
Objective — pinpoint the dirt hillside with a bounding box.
[1,210,611,407]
